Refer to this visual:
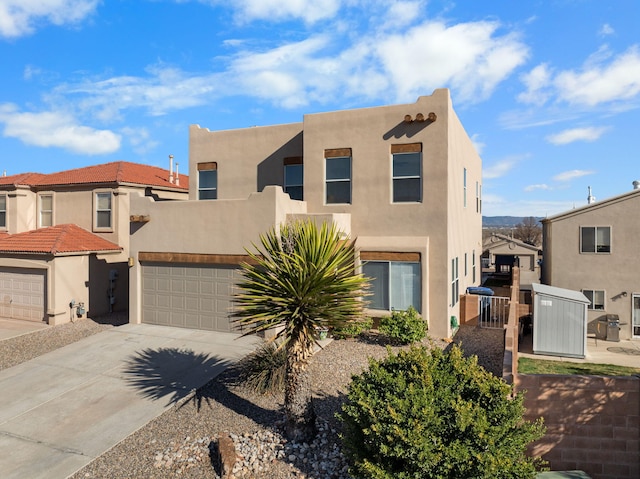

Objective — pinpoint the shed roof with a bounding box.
[531,283,590,304]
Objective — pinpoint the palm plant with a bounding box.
[233,219,368,441]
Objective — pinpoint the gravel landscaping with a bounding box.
[0,319,505,478]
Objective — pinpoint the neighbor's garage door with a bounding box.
[141,263,242,332]
[0,268,46,322]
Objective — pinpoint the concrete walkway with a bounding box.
[0,323,261,479]
[0,317,48,340]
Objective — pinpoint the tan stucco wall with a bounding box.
[189,123,303,201]
[181,89,483,339]
[542,191,640,339]
[128,186,309,323]
[446,100,483,335]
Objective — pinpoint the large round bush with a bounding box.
[339,345,546,479]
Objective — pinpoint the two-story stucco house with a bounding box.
[0,161,188,324]
[541,185,640,340]
[128,89,483,338]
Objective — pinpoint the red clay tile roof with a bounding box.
[0,224,123,255]
[0,161,188,190]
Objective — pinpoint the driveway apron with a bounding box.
[0,323,260,479]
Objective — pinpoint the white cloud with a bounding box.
[121,127,159,155]
[381,1,423,30]
[546,126,609,145]
[554,45,640,107]
[518,63,553,105]
[483,157,521,179]
[524,184,551,192]
[57,66,222,120]
[0,0,98,38]
[376,20,529,103]
[0,104,120,155]
[481,194,576,218]
[228,0,341,24]
[599,23,614,37]
[516,45,640,110]
[552,169,595,182]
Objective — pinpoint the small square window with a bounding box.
[580,226,610,253]
[583,289,605,310]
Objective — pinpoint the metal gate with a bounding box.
[478,295,510,329]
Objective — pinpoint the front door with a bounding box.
[633,294,640,338]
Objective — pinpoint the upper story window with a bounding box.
[39,194,53,227]
[476,181,481,213]
[95,192,112,230]
[580,226,610,253]
[463,168,467,208]
[284,157,303,201]
[392,143,422,203]
[325,148,352,204]
[0,194,6,229]
[451,256,459,306]
[583,289,605,310]
[198,162,217,200]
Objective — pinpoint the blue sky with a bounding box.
[1,1,639,217]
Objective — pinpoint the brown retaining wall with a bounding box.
[515,374,639,479]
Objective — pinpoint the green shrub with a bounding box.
[235,341,286,395]
[332,317,373,339]
[378,306,426,344]
[339,345,546,479]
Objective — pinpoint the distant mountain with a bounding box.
[482,216,541,228]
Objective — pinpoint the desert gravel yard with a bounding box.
[0,319,505,479]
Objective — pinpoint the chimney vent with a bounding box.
[633,180,640,190]
[169,155,174,184]
[587,186,595,204]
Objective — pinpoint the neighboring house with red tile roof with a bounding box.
[0,161,188,324]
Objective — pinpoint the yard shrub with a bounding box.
[235,341,286,395]
[332,317,373,339]
[339,345,546,479]
[378,306,426,344]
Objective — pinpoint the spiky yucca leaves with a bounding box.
[233,220,368,441]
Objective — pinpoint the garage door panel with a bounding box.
[0,268,46,322]
[142,264,240,332]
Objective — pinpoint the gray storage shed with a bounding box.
[532,283,590,359]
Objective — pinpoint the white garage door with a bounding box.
[142,264,242,332]
[0,268,46,322]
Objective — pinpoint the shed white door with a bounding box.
[0,268,46,322]
[141,264,241,332]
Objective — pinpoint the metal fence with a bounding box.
[478,295,510,329]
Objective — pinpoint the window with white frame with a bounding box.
[451,257,459,306]
[325,148,351,204]
[392,143,422,203]
[198,162,217,200]
[463,168,467,207]
[95,192,112,229]
[476,181,480,213]
[0,194,6,228]
[472,250,476,283]
[361,253,421,312]
[39,194,53,227]
[583,289,605,310]
[284,157,303,201]
[580,226,610,253]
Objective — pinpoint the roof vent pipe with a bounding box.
[175,162,180,186]
[169,155,174,184]
[633,180,640,190]
[587,186,595,204]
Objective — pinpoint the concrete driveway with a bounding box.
[0,323,261,479]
